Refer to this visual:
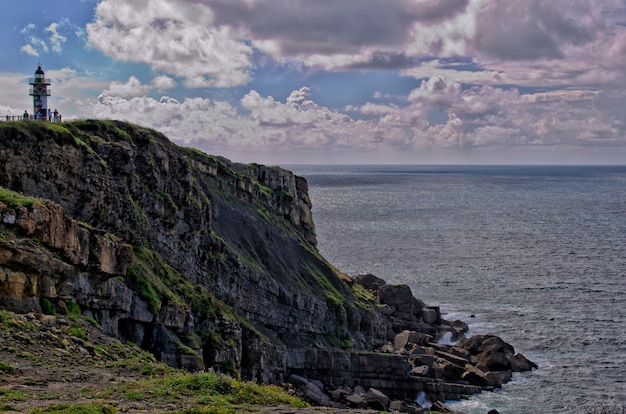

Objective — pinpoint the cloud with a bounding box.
[9,0,626,164]
[87,0,254,87]
[402,59,505,84]
[0,72,37,114]
[46,23,68,53]
[103,75,178,98]
[205,0,477,70]
[471,0,602,61]
[408,75,462,108]
[209,0,414,54]
[406,0,489,57]
[19,19,75,56]
[20,23,49,56]
[103,76,151,98]
[151,75,176,92]
[82,70,626,164]
[21,44,39,57]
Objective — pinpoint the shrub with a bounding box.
[0,362,15,374]
[40,298,55,315]
[65,300,81,317]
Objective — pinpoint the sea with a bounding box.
[288,165,626,414]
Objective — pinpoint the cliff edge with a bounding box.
[0,120,535,409]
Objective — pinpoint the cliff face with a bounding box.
[0,120,404,368]
[0,120,533,405]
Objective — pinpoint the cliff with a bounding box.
[0,120,535,409]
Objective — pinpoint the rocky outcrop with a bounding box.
[0,199,133,312]
[0,120,536,410]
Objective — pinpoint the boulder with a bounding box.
[473,348,512,372]
[410,354,434,367]
[303,381,331,406]
[389,400,417,413]
[287,374,308,387]
[394,330,433,351]
[345,392,367,408]
[435,350,470,366]
[377,304,394,316]
[378,284,425,315]
[364,388,390,411]
[436,358,465,380]
[394,330,419,351]
[449,319,469,332]
[457,334,494,354]
[421,307,440,324]
[514,353,538,371]
[478,336,515,355]
[411,365,430,377]
[461,364,488,386]
[353,273,386,291]
[380,342,395,353]
[447,346,471,360]
[330,386,351,402]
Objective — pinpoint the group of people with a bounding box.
[22,108,62,122]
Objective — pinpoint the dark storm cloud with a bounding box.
[203,0,469,56]
[473,0,600,61]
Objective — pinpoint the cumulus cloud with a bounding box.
[83,69,626,163]
[152,75,176,92]
[103,76,151,98]
[408,75,462,108]
[87,0,253,87]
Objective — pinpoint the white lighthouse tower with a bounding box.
[28,65,51,120]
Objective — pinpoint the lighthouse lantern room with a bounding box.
[28,65,51,120]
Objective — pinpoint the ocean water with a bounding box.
[288,165,626,414]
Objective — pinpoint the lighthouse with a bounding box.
[28,65,51,120]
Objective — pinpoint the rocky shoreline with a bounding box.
[280,273,537,413]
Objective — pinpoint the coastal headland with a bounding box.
[0,120,536,412]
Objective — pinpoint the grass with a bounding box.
[0,389,30,402]
[0,362,15,374]
[95,371,308,410]
[30,403,117,414]
[68,322,88,340]
[0,187,38,208]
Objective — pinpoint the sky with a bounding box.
[2,0,626,165]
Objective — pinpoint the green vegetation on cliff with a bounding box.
[0,187,38,208]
